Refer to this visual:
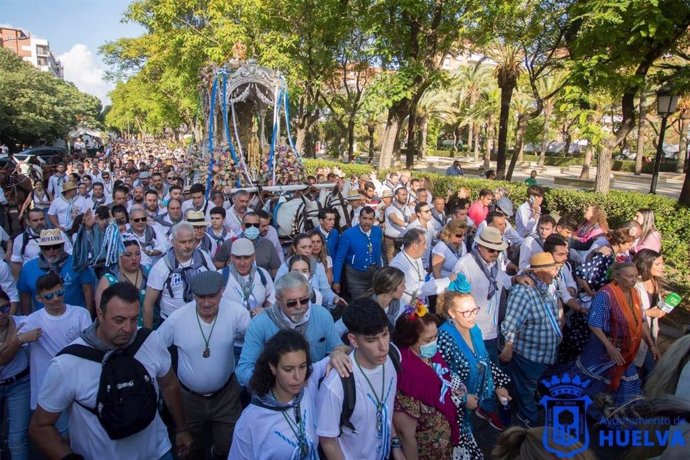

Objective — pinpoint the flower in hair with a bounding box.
[403,297,429,320]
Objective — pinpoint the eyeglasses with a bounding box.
[285,297,310,308]
[454,307,480,318]
[244,222,260,228]
[131,217,147,223]
[41,244,64,251]
[42,289,65,301]
[0,303,11,314]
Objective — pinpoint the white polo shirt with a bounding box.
[389,250,450,306]
[157,299,250,393]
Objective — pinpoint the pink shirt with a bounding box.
[467,201,489,225]
[633,231,661,253]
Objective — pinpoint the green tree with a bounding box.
[0,48,101,146]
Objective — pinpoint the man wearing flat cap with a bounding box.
[157,270,249,459]
[499,252,563,428]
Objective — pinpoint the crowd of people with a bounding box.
[0,138,687,460]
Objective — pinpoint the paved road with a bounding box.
[420,156,684,199]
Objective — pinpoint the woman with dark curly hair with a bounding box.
[229,330,333,459]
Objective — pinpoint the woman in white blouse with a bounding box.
[432,219,468,279]
[229,330,341,459]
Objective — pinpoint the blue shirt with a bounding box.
[316,226,340,258]
[236,304,342,386]
[17,255,95,310]
[501,276,562,364]
[332,225,383,283]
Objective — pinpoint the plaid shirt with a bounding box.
[501,275,563,364]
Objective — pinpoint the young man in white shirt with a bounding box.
[515,185,544,238]
[157,271,249,459]
[30,282,193,460]
[18,273,91,435]
[47,181,87,232]
[207,207,234,258]
[518,214,557,271]
[383,187,415,263]
[317,298,404,460]
[405,202,436,271]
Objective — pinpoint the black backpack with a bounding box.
[58,328,158,440]
[338,346,401,435]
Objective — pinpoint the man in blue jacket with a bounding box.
[332,206,383,300]
[315,208,339,257]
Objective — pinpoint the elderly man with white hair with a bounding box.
[142,222,216,328]
[235,272,350,387]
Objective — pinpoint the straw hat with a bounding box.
[525,252,561,271]
[347,190,364,201]
[61,181,78,193]
[38,229,66,246]
[185,210,210,227]
[475,227,508,251]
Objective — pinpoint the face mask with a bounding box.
[244,226,260,240]
[419,339,438,359]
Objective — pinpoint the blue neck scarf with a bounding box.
[439,321,494,404]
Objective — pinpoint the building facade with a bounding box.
[1,26,64,78]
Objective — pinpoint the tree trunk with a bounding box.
[679,168,690,205]
[418,117,428,159]
[677,114,689,173]
[484,122,494,170]
[379,101,409,169]
[506,115,528,181]
[347,118,356,163]
[467,122,474,153]
[563,131,572,159]
[595,145,613,193]
[367,123,376,163]
[538,110,551,168]
[635,94,647,175]
[473,129,480,162]
[580,146,593,179]
[496,77,518,179]
[406,99,419,169]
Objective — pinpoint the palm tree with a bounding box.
[451,64,494,157]
[535,72,567,167]
[467,84,501,169]
[415,89,456,158]
[484,41,523,178]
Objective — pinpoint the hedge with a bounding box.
[304,159,690,299]
[426,149,679,173]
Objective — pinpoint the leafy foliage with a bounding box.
[0,48,102,145]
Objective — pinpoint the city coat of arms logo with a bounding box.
[540,374,592,458]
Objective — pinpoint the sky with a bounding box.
[0,0,145,105]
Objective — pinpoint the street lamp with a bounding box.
[650,85,679,194]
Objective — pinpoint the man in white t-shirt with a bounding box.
[158,271,249,459]
[383,188,416,263]
[47,181,87,232]
[518,214,556,271]
[19,273,91,434]
[142,222,216,328]
[317,298,404,460]
[405,202,436,270]
[222,238,275,318]
[224,190,251,235]
[30,282,193,460]
[46,162,67,200]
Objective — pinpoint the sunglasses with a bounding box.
[485,248,501,254]
[41,243,64,251]
[244,222,260,228]
[42,289,65,301]
[131,217,147,223]
[0,303,11,314]
[285,297,310,308]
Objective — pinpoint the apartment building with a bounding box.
[0,26,64,78]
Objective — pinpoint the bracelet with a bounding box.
[391,436,403,449]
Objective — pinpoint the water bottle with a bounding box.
[658,292,681,314]
[499,396,511,427]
